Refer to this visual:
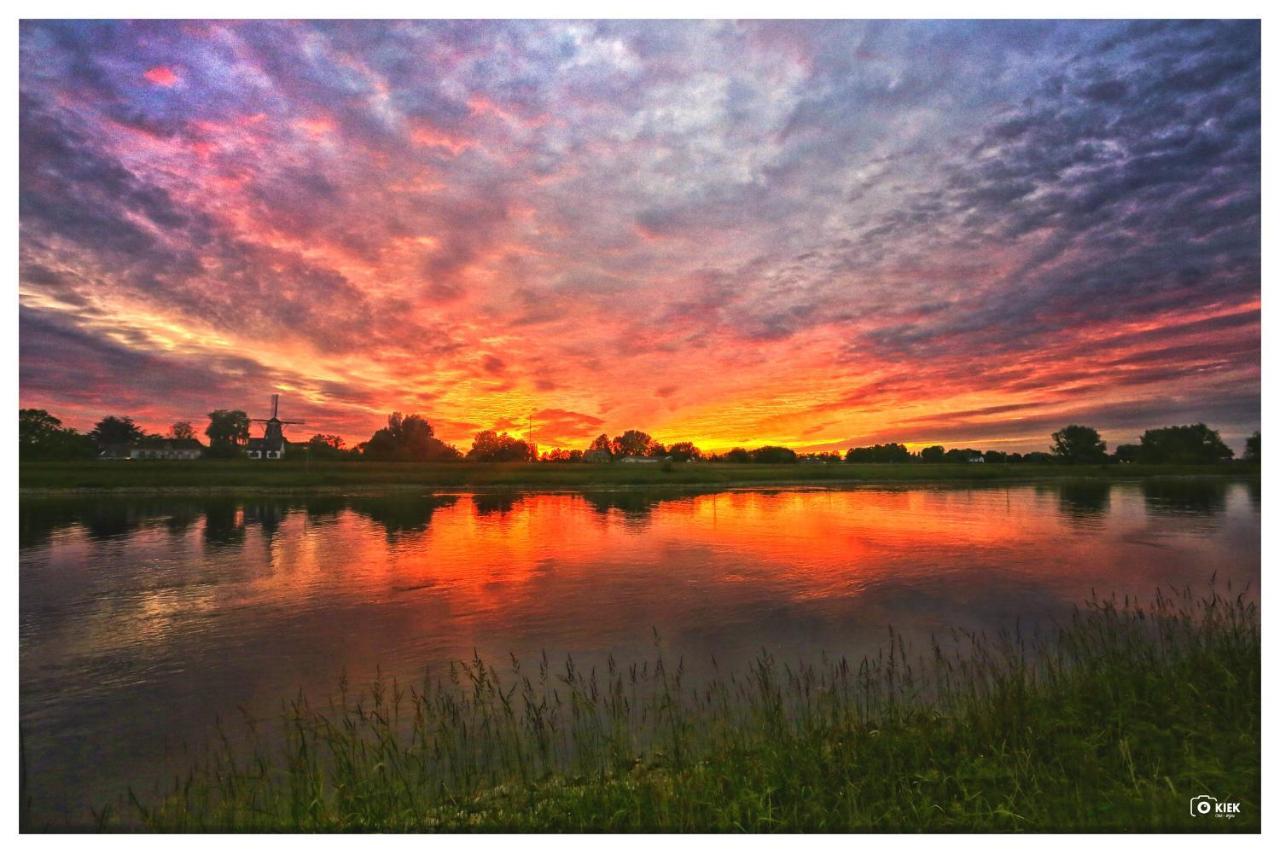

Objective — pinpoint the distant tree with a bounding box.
[1022,451,1055,464]
[206,410,250,457]
[722,447,751,463]
[1006,452,1024,464]
[750,446,798,464]
[1138,423,1234,465]
[845,443,912,463]
[89,415,145,448]
[20,409,64,451]
[541,448,583,463]
[611,429,654,458]
[667,441,703,462]
[169,421,196,440]
[983,450,1007,463]
[647,440,668,458]
[1113,444,1141,464]
[306,434,351,460]
[467,429,536,462]
[363,413,461,462]
[943,448,983,463]
[919,445,946,463]
[19,409,95,460]
[587,434,613,458]
[1244,431,1260,463]
[1051,424,1108,464]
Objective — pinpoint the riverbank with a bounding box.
[19,459,1259,495]
[88,586,1257,832]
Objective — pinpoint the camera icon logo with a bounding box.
[1190,795,1217,817]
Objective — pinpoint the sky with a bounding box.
[18,20,1260,453]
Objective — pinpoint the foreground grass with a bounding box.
[104,586,1258,832]
[20,459,1258,492]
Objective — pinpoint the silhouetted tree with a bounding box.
[541,448,584,463]
[919,445,945,463]
[750,446,798,464]
[89,415,145,448]
[1245,431,1260,462]
[364,413,461,461]
[845,443,912,463]
[168,421,196,440]
[983,450,1007,463]
[466,429,536,462]
[1022,451,1055,464]
[667,441,702,462]
[1138,423,1234,464]
[1051,424,1108,464]
[587,434,613,458]
[611,429,654,458]
[721,447,751,463]
[206,410,250,457]
[19,409,95,460]
[307,434,352,460]
[944,448,983,463]
[1113,444,1141,464]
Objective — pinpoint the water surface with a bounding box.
[19,480,1259,826]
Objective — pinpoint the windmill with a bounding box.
[247,394,305,460]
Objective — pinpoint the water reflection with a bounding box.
[348,494,459,537]
[1141,478,1230,517]
[472,491,524,517]
[19,480,1259,827]
[1054,481,1112,524]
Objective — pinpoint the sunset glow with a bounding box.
[19,20,1260,452]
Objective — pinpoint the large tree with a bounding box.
[168,421,195,440]
[19,409,95,460]
[667,441,702,462]
[1051,424,1108,464]
[89,415,145,448]
[206,410,250,456]
[1245,431,1260,462]
[846,443,912,463]
[306,434,350,460]
[750,445,798,464]
[1138,423,1234,464]
[586,434,613,458]
[363,413,461,461]
[1113,444,1141,464]
[611,429,654,458]
[919,445,946,463]
[466,429,536,462]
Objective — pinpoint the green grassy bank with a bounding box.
[93,586,1258,832]
[19,459,1259,493]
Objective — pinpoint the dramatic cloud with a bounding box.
[19,20,1259,452]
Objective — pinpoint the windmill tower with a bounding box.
[246,394,305,460]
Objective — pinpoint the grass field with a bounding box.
[19,459,1259,493]
[88,585,1258,832]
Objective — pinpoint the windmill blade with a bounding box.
[279,420,306,425]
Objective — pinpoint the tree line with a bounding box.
[18,408,1259,466]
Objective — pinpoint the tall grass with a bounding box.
[118,584,1258,832]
